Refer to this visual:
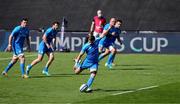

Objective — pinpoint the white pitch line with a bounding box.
[111,85,159,96]
[112,90,134,96]
[136,85,159,91]
[0,54,37,61]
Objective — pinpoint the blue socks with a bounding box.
[4,62,14,73]
[86,74,95,87]
[27,64,32,70]
[20,63,25,75]
[43,66,48,72]
[107,53,114,65]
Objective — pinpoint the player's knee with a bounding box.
[19,56,25,62]
[75,70,80,74]
[91,71,97,77]
[75,68,81,74]
[111,48,116,53]
[11,59,17,64]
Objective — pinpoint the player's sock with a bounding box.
[26,65,32,75]
[43,66,48,72]
[42,66,50,76]
[4,62,14,73]
[86,74,95,87]
[27,64,32,70]
[20,63,25,75]
[98,53,105,62]
[111,54,115,64]
[107,53,114,65]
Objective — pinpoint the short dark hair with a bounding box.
[21,18,28,22]
[89,35,95,42]
[116,19,123,23]
[52,21,60,25]
[84,34,95,44]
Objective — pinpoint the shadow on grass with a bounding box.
[116,64,151,67]
[113,67,152,70]
[30,73,89,78]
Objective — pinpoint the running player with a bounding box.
[2,18,30,78]
[98,18,116,54]
[90,10,106,39]
[101,20,123,67]
[73,34,101,92]
[26,21,59,76]
[98,18,122,69]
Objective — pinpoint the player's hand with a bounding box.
[7,45,12,52]
[112,32,115,36]
[74,59,81,63]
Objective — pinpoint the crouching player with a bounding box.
[1,18,30,78]
[26,21,59,76]
[73,34,101,92]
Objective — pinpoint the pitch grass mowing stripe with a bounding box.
[0,54,37,61]
[112,85,159,96]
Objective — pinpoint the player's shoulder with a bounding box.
[45,27,53,33]
[83,43,90,47]
[14,25,21,30]
[104,23,110,29]
[105,23,110,27]
[47,27,53,31]
[94,16,98,19]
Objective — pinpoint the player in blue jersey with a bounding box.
[98,19,123,69]
[1,18,30,78]
[98,18,116,53]
[100,20,123,68]
[26,21,59,76]
[73,33,101,92]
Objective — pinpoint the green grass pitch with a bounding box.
[0,52,180,103]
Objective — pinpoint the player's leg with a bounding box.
[73,58,94,75]
[111,51,117,66]
[2,55,18,76]
[18,54,28,78]
[98,39,105,54]
[106,46,116,69]
[74,67,84,74]
[98,48,110,62]
[87,72,97,88]
[42,52,54,76]
[85,64,98,92]
[26,50,44,75]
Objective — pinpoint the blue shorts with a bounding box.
[99,39,115,49]
[80,60,98,72]
[38,43,53,56]
[12,45,24,57]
